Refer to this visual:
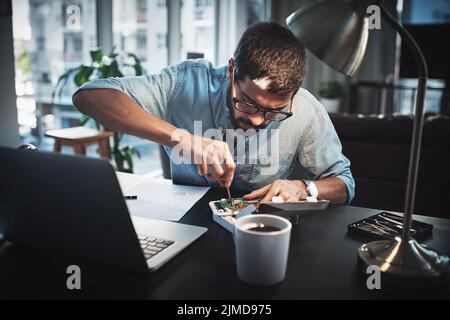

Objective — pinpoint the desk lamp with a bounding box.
[287,0,449,288]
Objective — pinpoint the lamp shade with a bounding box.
[286,0,369,77]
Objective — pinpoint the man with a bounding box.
[73,22,355,204]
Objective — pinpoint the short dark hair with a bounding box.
[233,22,307,96]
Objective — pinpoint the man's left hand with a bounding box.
[243,180,308,204]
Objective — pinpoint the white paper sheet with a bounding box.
[116,173,210,221]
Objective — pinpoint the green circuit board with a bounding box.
[212,198,257,216]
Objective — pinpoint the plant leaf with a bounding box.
[52,66,83,103]
[129,146,141,158]
[90,49,103,63]
[123,151,134,173]
[79,114,90,126]
[108,46,117,58]
[74,66,95,86]
[113,148,125,171]
[127,53,144,76]
[99,60,124,78]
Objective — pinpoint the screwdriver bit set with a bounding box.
[347,211,433,240]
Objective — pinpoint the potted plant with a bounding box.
[317,80,344,113]
[53,48,143,173]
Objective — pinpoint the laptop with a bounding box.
[0,146,207,272]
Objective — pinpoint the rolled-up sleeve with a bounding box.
[297,105,355,204]
[73,63,182,120]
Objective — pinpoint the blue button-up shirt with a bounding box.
[75,59,355,203]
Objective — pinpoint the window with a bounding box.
[12,0,97,149]
[137,0,148,23]
[181,0,215,61]
[195,0,213,7]
[11,0,270,175]
[157,33,167,49]
[403,0,450,24]
[215,0,269,66]
[246,0,267,26]
[137,30,147,51]
[396,80,445,114]
[395,0,449,114]
[157,0,166,8]
[113,0,168,74]
[113,0,168,175]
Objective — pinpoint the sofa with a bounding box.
[329,113,450,219]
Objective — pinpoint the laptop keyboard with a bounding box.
[137,234,175,260]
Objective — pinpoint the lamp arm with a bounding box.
[380,5,428,241]
[348,0,383,13]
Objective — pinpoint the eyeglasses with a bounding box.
[231,69,294,122]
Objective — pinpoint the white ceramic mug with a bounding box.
[234,214,292,285]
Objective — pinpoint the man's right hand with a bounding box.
[173,131,236,188]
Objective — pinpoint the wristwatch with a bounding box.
[302,180,319,198]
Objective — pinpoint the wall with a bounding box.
[0,0,20,148]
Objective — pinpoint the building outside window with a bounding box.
[12,0,97,148]
[181,0,215,61]
[113,0,168,74]
[113,0,169,175]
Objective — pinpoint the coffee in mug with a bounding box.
[234,214,292,285]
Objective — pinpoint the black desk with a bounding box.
[0,188,449,300]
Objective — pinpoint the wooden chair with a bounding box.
[45,126,114,159]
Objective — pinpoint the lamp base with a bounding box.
[358,237,450,288]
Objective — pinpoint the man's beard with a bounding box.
[226,86,268,131]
